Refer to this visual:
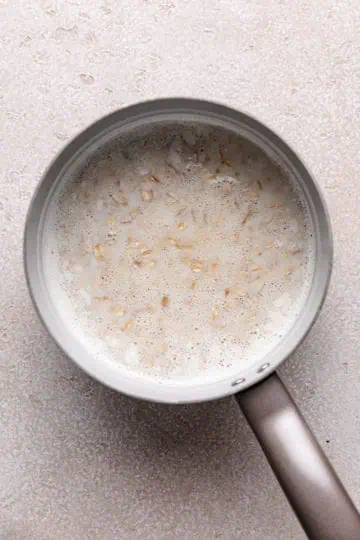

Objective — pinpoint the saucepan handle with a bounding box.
[235,373,360,540]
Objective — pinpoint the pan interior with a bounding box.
[38,113,317,399]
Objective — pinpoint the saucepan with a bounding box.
[24,99,360,539]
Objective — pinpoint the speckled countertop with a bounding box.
[1,1,359,539]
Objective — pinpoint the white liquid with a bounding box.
[43,123,315,381]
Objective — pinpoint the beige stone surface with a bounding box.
[0,1,359,538]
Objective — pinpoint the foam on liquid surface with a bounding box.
[43,123,315,382]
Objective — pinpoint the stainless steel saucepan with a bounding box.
[24,99,360,539]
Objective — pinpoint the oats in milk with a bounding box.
[43,124,314,380]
